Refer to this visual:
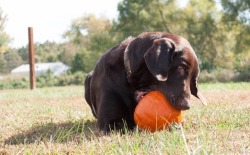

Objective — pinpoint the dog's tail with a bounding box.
[84,71,97,118]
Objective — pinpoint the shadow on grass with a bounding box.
[4,119,100,145]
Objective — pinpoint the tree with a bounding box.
[58,42,78,65]
[0,8,11,74]
[17,46,29,63]
[0,8,10,54]
[221,0,250,80]
[35,41,65,62]
[71,52,85,73]
[221,0,250,54]
[64,14,117,72]
[221,0,250,24]
[114,0,184,37]
[182,0,231,70]
[4,49,23,72]
[0,53,7,73]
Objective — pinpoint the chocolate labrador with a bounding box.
[84,32,206,132]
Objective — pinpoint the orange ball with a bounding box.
[134,91,182,132]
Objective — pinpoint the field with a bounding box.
[0,83,249,154]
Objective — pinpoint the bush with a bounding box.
[199,69,239,83]
[234,67,250,82]
[0,72,88,90]
[55,71,87,86]
[0,76,29,89]
[36,71,87,88]
[36,70,55,87]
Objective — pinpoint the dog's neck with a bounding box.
[124,45,132,78]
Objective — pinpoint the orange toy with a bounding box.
[134,91,182,132]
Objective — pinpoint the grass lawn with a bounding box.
[0,83,249,154]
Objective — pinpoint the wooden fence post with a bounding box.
[28,27,36,90]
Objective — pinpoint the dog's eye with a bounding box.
[177,65,186,71]
[177,64,189,75]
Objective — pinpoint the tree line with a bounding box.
[0,0,249,82]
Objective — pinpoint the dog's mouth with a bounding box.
[135,90,190,111]
[135,90,150,102]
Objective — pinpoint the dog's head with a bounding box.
[125,32,206,110]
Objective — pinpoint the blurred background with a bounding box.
[0,0,249,89]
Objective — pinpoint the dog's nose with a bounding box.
[180,98,190,110]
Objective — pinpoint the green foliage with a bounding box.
[36,71,87,88]
[199,69,239,82]
[183,0,222,70]
[0,76,29,89]
[0,8,10,54]
[4,49,23,72]
[33,41,66,63]
[36,69,55,87]
[221,0,250,24]
[0,53,7,73]
[71,52,85,73]
[55,71,87,86]
[12,41,68,64]
[70,48,97,73]
[17,46,29,62]
[0,47,24,73]
[0,72,87,90]
[64,14,120,73]
[115,0,182,36]
[220,0,250,75]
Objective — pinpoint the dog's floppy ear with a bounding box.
[144,38,175,81]
[190,70,207,105]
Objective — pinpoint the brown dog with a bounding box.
[85,32,206,132]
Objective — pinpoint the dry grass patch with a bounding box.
[0,83,249,154]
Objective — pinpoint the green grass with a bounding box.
[0,83,249,154]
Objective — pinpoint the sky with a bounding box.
[0,0,121,48]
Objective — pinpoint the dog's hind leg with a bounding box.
[84,71,97,118]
